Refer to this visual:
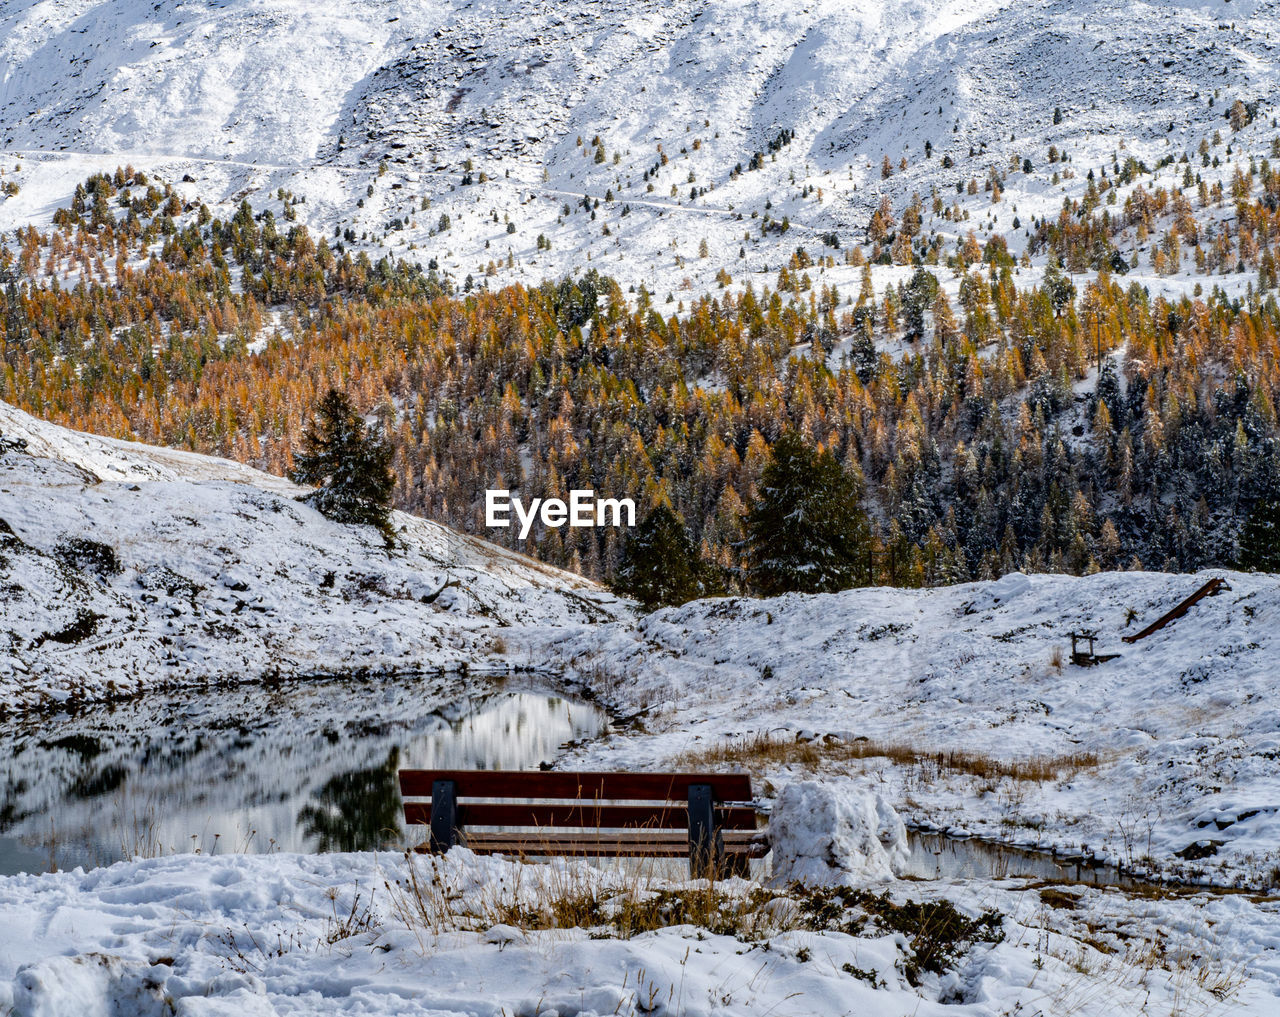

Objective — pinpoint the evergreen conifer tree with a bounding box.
[742,431,870,595]
[292,389,396,539]
[901,268,939,341]
[1043,259,1076,316]
[1239,498,1280,572]
[612,504,717,608]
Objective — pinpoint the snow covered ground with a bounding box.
[5,403,1280,1012]
[0,399,620,715]
[1,847,1278,1017]
[2,415,1279,1015]
[531,571,1280,889]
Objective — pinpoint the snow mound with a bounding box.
[12,953,187,1017]
[482,923,528,947]
[769,780,909,887]
[976,571,1033,610]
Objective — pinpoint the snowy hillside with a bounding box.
[0,400,619,715]
[532,570,1280,886]
[2,0,1278,297]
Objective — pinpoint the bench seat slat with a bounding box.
[403,801,759,830]
[398,769,753,803]
[412,829,768,858]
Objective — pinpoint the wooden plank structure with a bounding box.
[1068,629,1120,666]
[398,769,766,876]
[1122,576,1232,644]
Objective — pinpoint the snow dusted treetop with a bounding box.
[743,430,871,595]
[291,388,396,541]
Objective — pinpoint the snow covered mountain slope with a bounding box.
[532,570,1280,885]
[2,0,1277,296]
[0,400,618,715]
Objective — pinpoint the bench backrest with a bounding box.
[399,769,755,866]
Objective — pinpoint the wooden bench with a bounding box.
[398,769,765,877]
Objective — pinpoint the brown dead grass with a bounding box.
[673,731,1099,783]
[386,849,786,944]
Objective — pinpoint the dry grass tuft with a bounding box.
[385,850,785,945]
[384,851,1007,989]
[673,731,1099,783]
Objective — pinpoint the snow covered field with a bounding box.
[534,572,1280,888]
[2,408,1280,1013]
[4,401,1280,1012]
[2,848,1279,1016]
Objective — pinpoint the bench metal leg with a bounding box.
[430,779,458,852]
[687,783,724,878]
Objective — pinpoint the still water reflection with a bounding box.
[0,676,609,875]
[1,680,1165,889]
[903,830,1144,888]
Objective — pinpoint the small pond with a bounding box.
[0,675,608,875]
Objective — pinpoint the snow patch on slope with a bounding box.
[3,0,1277,300]
[0,400,620,714]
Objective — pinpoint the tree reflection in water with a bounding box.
[0,684,610,874]
[297,747,403,852]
